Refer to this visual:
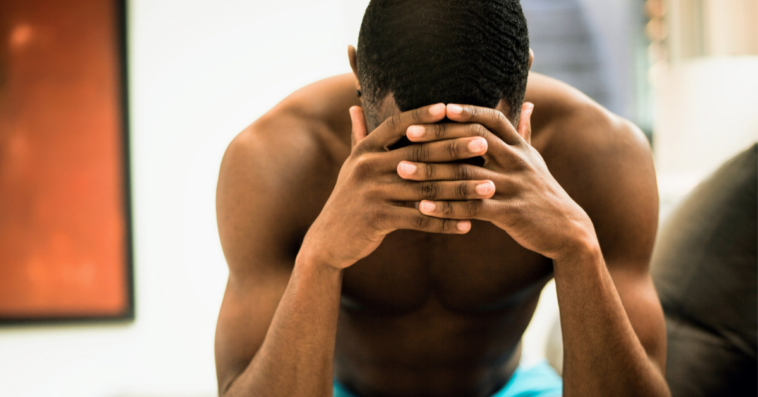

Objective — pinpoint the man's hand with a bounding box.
[396,103,598,260]
[300,103,498,270]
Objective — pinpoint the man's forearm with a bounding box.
[225,253,343,397]
[553,243,670,397]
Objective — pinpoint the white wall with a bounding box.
[653,57,758,220]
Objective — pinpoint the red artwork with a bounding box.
[0,0,131,321]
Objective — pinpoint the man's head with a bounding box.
[350,0,531,131]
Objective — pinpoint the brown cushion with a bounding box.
[651,143,757,396]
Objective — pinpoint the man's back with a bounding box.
[215,72,663,397]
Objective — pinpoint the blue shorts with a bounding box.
[333,360,563,397]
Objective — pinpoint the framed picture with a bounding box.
[0,0,133,323]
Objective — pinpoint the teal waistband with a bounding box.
[333,359,563,397]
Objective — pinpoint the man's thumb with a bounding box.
[517,102,534,143]
[350,106,368,148]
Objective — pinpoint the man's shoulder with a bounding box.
[216,101,351,268]
[224,74,356,176]
[224,106,348,186]
[529,73,651,172]
[217,104,350,244]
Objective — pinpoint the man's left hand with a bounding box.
[397,103,598,260]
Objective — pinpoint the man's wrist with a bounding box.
[553,231,602,270]
[296,244,345,275]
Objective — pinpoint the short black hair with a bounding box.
[357,0,530,122]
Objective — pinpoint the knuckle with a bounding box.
[465,200,482,216]
[498,175,518,197]
[368,207,385,222]
[361,186,381,202]
[447,141,460,158]
[351,140,368,155]
[457,181,469,199]
[368,208,390,232]
[411,108,421,122]
[420,181,438,199]
[469,106,478,118]
[434,123,447,139]
[442,201,455,216]
[365,207,380,224]
[352,155,375,179]
[472,124,488,137]
[425,163,435,179]
[376,208,389,223]
[411,143,429,162]
[387,114,400,130]
[411,145,422,162]
[413,215,431,229]
[493,109,508,126]
[512,152,530,170]
[438,218,453,232]
[454,165,470,180]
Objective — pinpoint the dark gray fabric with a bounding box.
[651,143,758,396]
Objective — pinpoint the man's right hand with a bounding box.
[299,103,496,270]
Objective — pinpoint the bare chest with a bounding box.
[340,220,554,314]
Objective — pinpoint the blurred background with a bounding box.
[0,0,755,396]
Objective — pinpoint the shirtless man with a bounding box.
[214,1,670,396]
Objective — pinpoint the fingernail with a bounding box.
[430,103,445,116]
[419,201,435,213]
[468,137,487,153]
[476,181,495,196]
[398,162,417,175]
[447,104,463,115]
[457,221,471,232]
[407,125,425,138]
